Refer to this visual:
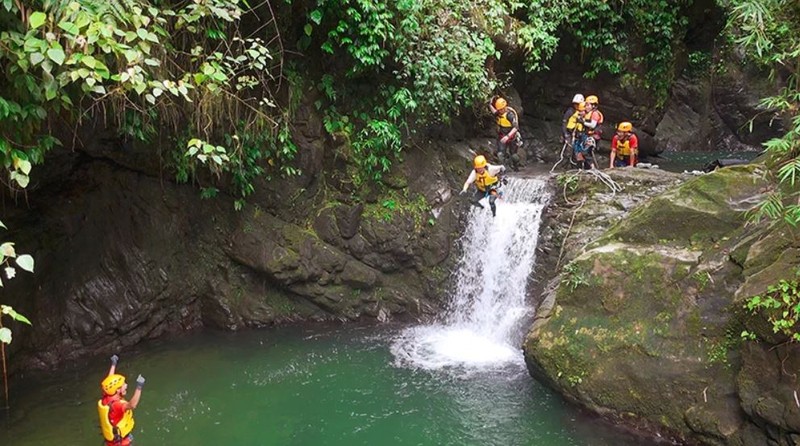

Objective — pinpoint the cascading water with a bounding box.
[391,176,550,371]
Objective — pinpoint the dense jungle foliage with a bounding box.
[0,0,799,341]
[726,0,800,343]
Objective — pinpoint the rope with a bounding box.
[550,141,570,173]
[586,169,623,194]
[556,195,587,270]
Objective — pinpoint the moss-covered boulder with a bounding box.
[524,165,800,445]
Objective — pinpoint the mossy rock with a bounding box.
[600,166,767,247]
[525,243,740,435]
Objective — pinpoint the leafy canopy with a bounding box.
[0,0,293,207]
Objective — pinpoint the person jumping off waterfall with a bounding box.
[460,154,506,217]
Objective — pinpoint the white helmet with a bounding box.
[572,94,585,103]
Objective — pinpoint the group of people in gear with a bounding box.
[461,93,640,218]
[562,93,639,170]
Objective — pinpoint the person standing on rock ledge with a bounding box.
[489,96,522,171]
[566,102,595,170]
[562,94,584,144]
[460,154,506,218]
[98,355,146,446]
[609,121,639,168]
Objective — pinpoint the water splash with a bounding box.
[392,177,550,372]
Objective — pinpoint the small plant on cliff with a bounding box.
[0,221,34,409]
[562,263,589,291]
[725,0,800,226]
[742,278,800,342]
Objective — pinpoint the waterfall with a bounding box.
[391,177,550,371]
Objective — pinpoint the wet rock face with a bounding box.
[1,103,465,371]
[523,165,800,445]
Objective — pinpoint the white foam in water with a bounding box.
[391,178,549,371]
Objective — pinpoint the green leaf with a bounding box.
[18,160,32,175]
[30,52,45,65]
[310,9,323,25]
[0,327,11,344]
[0,242,15,257]
[47,48,66,65]
[29,11,47,29]
[15,254,34,272]
[304,24,312,36]
[11,172,29,188]
[57,21,79,35]
[1,306,30,324]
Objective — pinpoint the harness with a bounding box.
[474,170,499,192]
[586,110,604,138]
[496,107,517,130]
[98,398,134,444]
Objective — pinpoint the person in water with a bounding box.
[461,154,506,217]
[98,355,146,446]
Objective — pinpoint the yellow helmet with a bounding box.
[586,95,599,105]
[473,155,488,169]
[494,97,507,109]
[101,374,126,396]
[617,121,633,132]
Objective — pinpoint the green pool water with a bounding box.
[0,324,650,446]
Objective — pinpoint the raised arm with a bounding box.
[124,375,145,410]
[108,354,119,376]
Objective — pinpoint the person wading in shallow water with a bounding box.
[461,154,507,217]
[98,355,146,446]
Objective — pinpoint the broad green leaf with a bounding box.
[30,52,45,65]
[81,55,97,68]
[310,9,323,25]
[15,254,34,272]
[0,242,15,257]
[47,48,66,65]
[29,11,47,29]
[304,24,312,36]
[57,21,79,35]
[17,159,31,175]
[11,172,29,188]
